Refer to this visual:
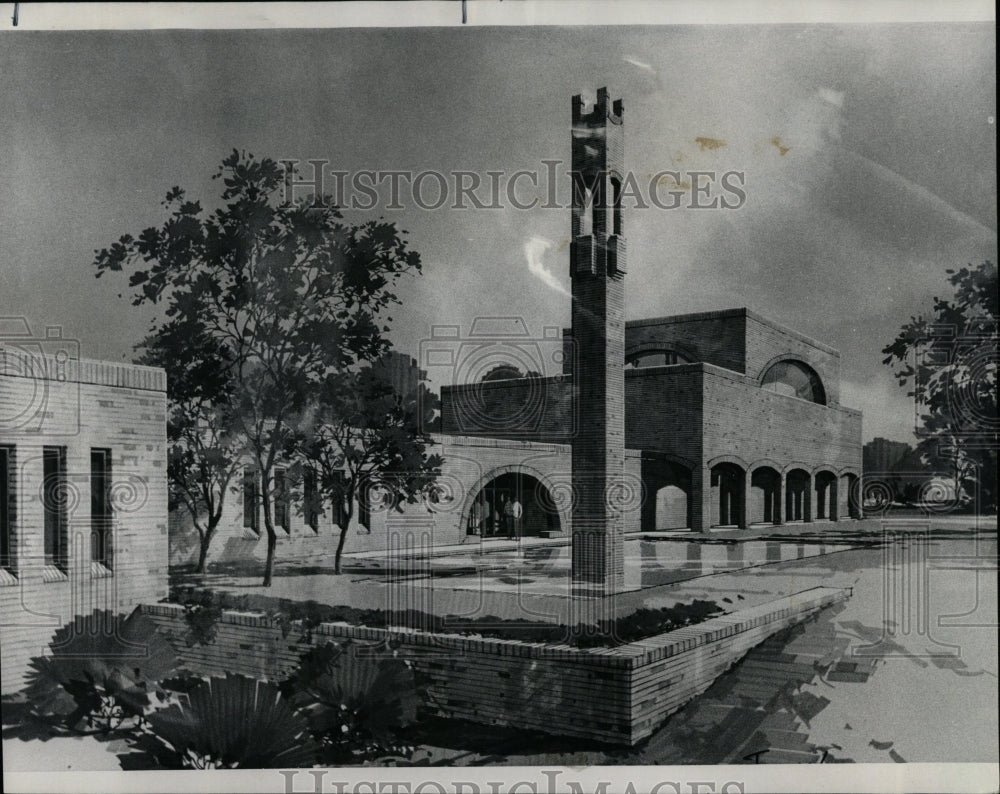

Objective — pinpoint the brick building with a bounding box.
[443,307,863,534]
[0,88,862,692]
[0,342,168,693]
[169,88,861,575]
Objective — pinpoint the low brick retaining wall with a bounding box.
[141,585,849,745]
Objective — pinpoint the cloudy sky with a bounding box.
[1,18,995,445]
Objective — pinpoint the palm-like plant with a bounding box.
[129,674,318,768]
[24,609,179,734]
[282,641,421,763]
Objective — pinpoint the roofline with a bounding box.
[621,307,841,357]
[0,345,166,392]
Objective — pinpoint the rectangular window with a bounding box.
[358,482,371,532]
[90,448,112,568]
[1,445,15,572]
[303,467,319,533]
[333,471,349,528]
[274,467,289,533]
[43,446,68,570]
[242,466,259,532]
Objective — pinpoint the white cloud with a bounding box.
[623,56,654,73]
[524,235,571,298]
[818,87,845,108]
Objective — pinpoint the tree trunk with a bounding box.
[261,466,277,587]
[195,517,220,574]
[334,493,353,574]
[196,535,210,574]
[263,526,277,586]
[334,523,349,574]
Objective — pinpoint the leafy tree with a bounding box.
[882,261,998,511]
[95,150,421,585]
[138,320,241,573]
[293,364,442,574]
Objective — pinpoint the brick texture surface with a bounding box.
[170,433,646,566]
[141,586,849,745]
[1,350,168,693]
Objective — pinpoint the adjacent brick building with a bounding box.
[0,342,168,693]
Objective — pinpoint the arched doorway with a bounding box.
[466,472,561,538]
[711,462,745,528]
[815,471,837,520]
[641,457,692,530]
[785,468,811,522]
[750,466,781,525]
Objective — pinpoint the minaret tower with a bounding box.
[569,87,626,598]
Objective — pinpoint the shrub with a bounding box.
[127,674,318,768]
[178,590,224,646]
[282,641,421,764]
[23,609,180,735]
[166,587,724,647]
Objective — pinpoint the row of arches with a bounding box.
[644,458,861,531]
[459,462,860,538]
[709,463,857,528]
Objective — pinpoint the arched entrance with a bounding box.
[749,466,781,525]
[711,462,745,528]
[466,472,561,538]
[785,468,811,522]
[815,470,837,520]
[641,457,692,530]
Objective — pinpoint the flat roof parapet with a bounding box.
[623,307,840,357]
[0,345,166,392]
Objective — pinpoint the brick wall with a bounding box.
[625,309,747,373]
[440,377,573,443]
[170,433,645,566]
[701,365,861,472]
[621,362,860,531]
[744,312,841,405]
[141,585,849,745]
[624,364,704,462]
[1,349,168,693]
[622,309,842,405]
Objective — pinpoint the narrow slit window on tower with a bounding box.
[578,186,594,237]
[611,177,623,236]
